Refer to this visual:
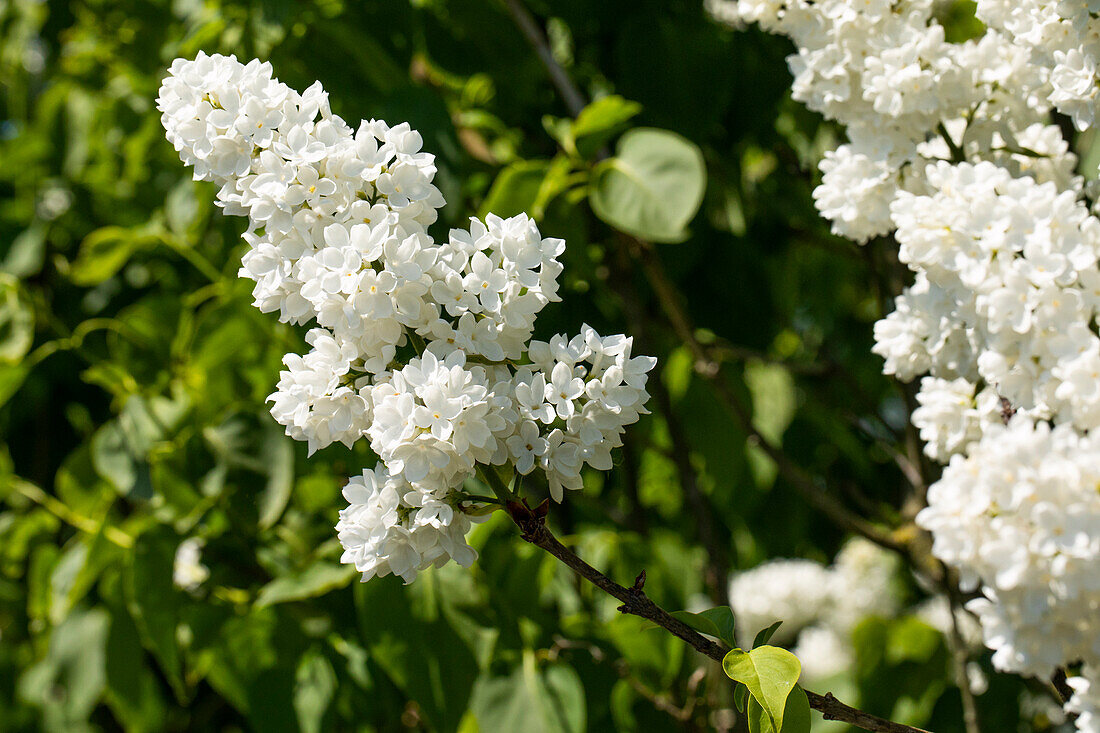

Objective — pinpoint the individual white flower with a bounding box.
[507,420,549,475]
[545,361,585,419]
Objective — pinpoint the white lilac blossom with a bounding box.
[728,538,901,681]
[159,53,655,585]
[173,537,210,593]
[717,2,1100,724]
[1068,671,1100,733]
[335,466,482,584]
[917,420,1100,679]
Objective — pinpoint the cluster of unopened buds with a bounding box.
[158,53,655,585]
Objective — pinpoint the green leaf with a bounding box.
[589,127,706,243]
[670,606,736,647]
[885,616,942,666]
[255,562,357,608]
[3,224,47,278]
[18,607,110,727]
[0,362,30,408]
[722,645,801,730]
[258,425,294,529]
[0,274,34,364]
[165,178,201,237]
[746,362,797,487]
[471,652,585,733]
[294,647,337,733]
[783,685,812,732]
[481,160,551,219]
[480,157,574,221]
[747,684,811,733]
[197,606,301,728]
[354,575,480,732]
[734,683,748,713]
[49,531,119,625]
[105,605,168,732]
[753,621,783,649]
[126,525,187,699]
[542,115,577,156]
[69,226,152,286]
[572,95,642,158]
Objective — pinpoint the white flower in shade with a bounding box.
[173,537,210,593]
[507,420,548,474]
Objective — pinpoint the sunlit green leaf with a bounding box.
[571,94,642,158]
[589,127,706,242]
[69,226,154,286]
[722,645,801,730]
[747,684,811,733]
[125,525,187,699]
[0,274,34,364]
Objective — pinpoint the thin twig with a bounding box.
[10,478,133,548]
[628,236,908,556]
[505,501,931,733]
[504,0,905,559]
[945,580,982,733]
[501,0,586,117]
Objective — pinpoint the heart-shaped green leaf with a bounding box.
[589,127,706,243]
[747,684,811,733]
[722,645,801,730]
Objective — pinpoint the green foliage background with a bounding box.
[0,0,1048,731]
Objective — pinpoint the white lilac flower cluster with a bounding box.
[919,420,1100,677]
[716,1,1100,726]
[729,539,901,682]
[158,53,655,584]
[976,1,1100,131]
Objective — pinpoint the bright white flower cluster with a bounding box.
[334,466,480,584]
[159,53,655,584]
[976,1,1100,131]
[719,2,1100,724]
[918,420,1100,676]
[1069,672,1100,733]
[729,538,901,682]
[883,162,1100,429]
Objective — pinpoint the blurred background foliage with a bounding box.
[0,0,1052,731]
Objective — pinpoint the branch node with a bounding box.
[506,498,546,540]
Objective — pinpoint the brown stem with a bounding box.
[608,231,731,605]
[652,376,731,606]
[506,501,931,733]
[501,0,586,117]
[945,580,982,733]
[502,4,939,730]
[628,236,909,557]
